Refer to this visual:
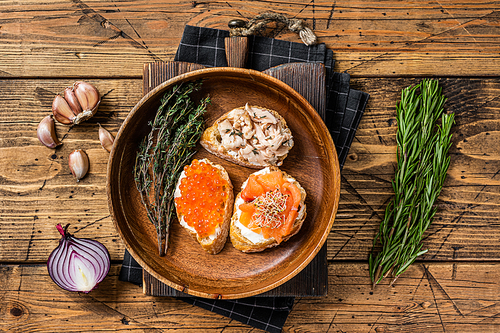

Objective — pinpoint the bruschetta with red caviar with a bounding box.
[230,167,307,253]
[174,159,234,254]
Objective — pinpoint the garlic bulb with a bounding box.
[37,115,62,148]
[53,81,100,125]
[68,150,89,182]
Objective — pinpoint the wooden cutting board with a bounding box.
[141,60,329,297]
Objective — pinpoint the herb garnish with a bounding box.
[251,189,288,229]
[134,81,210,256]
[229,129,242,137]
[369,79,454,287]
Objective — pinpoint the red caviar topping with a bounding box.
[175,160,228,238]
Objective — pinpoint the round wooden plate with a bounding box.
[107,67,340,299]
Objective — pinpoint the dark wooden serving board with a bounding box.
[141,61,329,297]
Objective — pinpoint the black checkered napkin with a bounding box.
[118,250,142,285]
[175,25,328,70]
[119,251,292,333]
[119,25,369,333]
[184,297,294,333]
[174,25,368,168]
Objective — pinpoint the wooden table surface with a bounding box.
[1,1,500,332]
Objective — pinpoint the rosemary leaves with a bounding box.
[134,81,210,256]
[369,79,454,287]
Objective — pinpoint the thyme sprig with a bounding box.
[369,79,454,287]
[134,81,210,256]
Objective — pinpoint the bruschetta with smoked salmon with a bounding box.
[230,167,307,252]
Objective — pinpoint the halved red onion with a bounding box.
[47,224,110,293]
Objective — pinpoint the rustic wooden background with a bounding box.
[1,0,500,332]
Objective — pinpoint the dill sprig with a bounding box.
[134,81,210,256]
[369,79,454,287]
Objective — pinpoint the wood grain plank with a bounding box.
[2,262,500,332]
[0,1,498,77]
[291,262,500,332]
[2,78,500,263]
[329,77,500,261]
[263,63,326,120]
[0,79,141,262]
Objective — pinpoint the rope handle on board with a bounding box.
[228,13,318,46]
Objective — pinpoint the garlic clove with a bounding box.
[98,123,114,152]
[64,87,82,115]
[52,94,76,125]
[68,149,89,182]
[37,115,62,148]
[73,82,100,125]
[74,81,100,111]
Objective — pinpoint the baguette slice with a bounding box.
[200,104,294,169]
[174,159,234,254]
[230,167,307,253]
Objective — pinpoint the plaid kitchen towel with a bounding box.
[174,25,369,166]
[119,251,294,333]
[119,25,369,333]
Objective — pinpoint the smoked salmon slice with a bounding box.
[238,170,302,243]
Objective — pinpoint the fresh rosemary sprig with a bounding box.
[134,81,210,256]
[369,79,454,287]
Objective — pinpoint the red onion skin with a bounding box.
[47,224,110,293]
[56,223,65,236]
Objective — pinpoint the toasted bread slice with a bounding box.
[200,104,294,169]
[230,167,307,253]
[174,158,234,254]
